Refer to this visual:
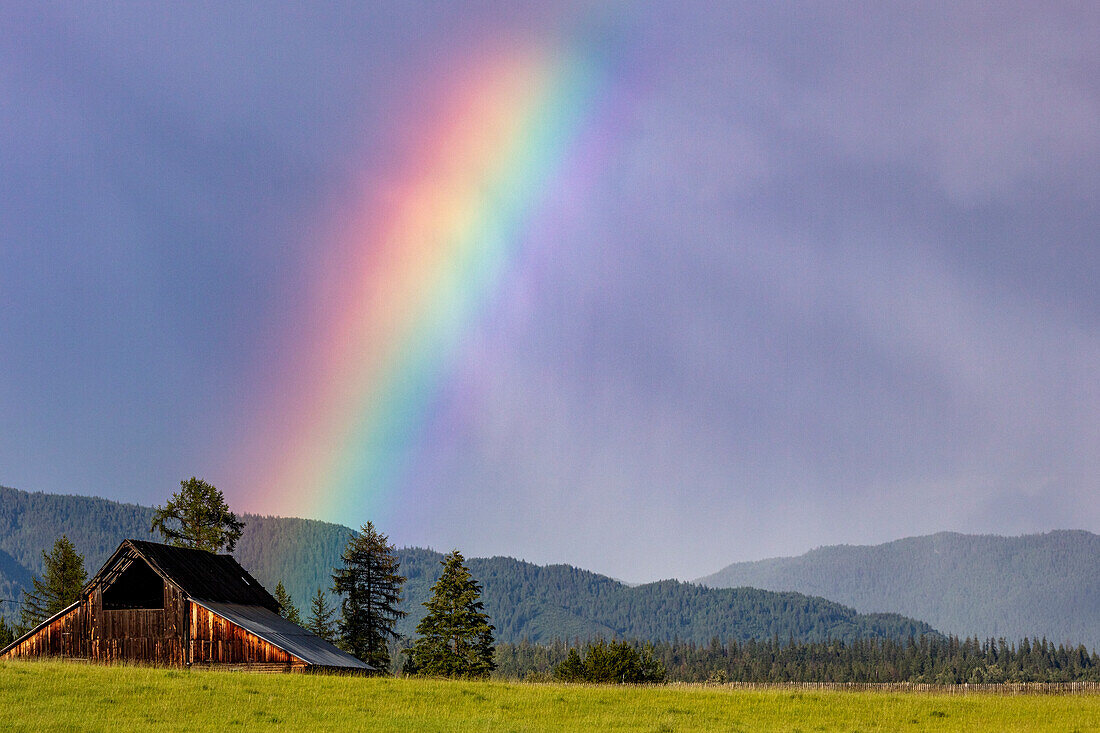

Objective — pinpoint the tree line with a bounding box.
[495,634,1100,684]
[3,478,496,678]
[0,484,944,646]
[6,477,1100,686]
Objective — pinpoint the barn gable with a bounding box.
[2,539,371,672]
[91,540,281,611]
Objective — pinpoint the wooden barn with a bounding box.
[0,539,371,673]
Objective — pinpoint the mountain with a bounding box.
[698,531,1100,649]
[0,484,934,643]
[0,484,353,621]
[396,547,934,644]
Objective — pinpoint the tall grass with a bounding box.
[3,660,1100,731]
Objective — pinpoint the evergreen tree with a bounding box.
[306,588,337,643]
[554,647,585,682]
[332,521,407,671]
[273,581,302,626]
[410,549,495,678]
[0,614,15,648]
[19,536,87,630]
[151,477,244,553]
[552,639,666,684]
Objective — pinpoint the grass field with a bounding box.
[3,660,1100,732]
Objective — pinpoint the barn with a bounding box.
[0,539,371,672]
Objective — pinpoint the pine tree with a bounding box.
[19,535,87,630]
[410,549,495,678]
[151,477,244,553]
[0,614,15,647]
[273,581,302,626]
[554,647,585,681]
[332,521,407,671]
[306,588,337,643]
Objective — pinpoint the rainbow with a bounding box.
[237,43,606,524]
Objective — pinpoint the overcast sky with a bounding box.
[2,2,1099,581]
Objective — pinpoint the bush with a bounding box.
[553,640,667,684]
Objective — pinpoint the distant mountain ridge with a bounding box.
[396,546,934,644]
[0,484,934,644]
[698,530,1100,649]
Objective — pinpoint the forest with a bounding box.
[700,530,1100,649]
[7,481,1100,684]
[0,485,935,647]
[495,635,1100,684]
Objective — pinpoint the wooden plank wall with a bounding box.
[189,604,307,671]
[93,584,185,666]
[0,599,91,660]
[3,580,309,672]
[2,583,187,666]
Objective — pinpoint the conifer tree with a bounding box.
[306,588,337,643]
[20,535,87,630]
[151,477,244,553]
[410,549,495,678]
[0,614,14,648]
[273,581,302,626]
[554,647,585,682]
[332,521,407,671]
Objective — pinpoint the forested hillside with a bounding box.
[399,547,935,644]
[0,484,352,615]
[0,484,935,643]
[698,531,1100,650]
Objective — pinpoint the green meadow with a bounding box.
[3,660,1100,732]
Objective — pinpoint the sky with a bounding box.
[2,2,1099,582]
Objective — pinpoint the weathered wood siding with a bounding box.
[94,583,186,666]
[0,600,91,660]
[2,583,188,666]
[189,604,306,670]
[3,595,306,670]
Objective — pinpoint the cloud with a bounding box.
[791,4,1100,204]
[3,2,1099,579]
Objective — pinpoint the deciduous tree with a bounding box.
[332,522,407,671]
[410,549,495,678]
[19,536,87,630]
[150,477,244,553]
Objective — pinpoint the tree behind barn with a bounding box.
[150,477,244,553]
[273,581,302,626]
[410,549,495,678]
[333,522,407,671]
[19,535,87,631]
[306,588,337,643]
[0,613,15,647]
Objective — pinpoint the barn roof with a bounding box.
[130,540,280,611]
[192,600,372,670]
[90,540,280,612]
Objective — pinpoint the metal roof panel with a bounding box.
[192,599,373,670]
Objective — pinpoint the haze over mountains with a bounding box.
[6,483,1100,649]
[0,484,930,644]
[699,531,1100,650]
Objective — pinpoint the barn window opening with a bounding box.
[102,560,164,610]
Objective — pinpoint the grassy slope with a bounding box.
[4,660,1100,732]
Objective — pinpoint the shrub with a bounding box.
[553,640,667,684]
